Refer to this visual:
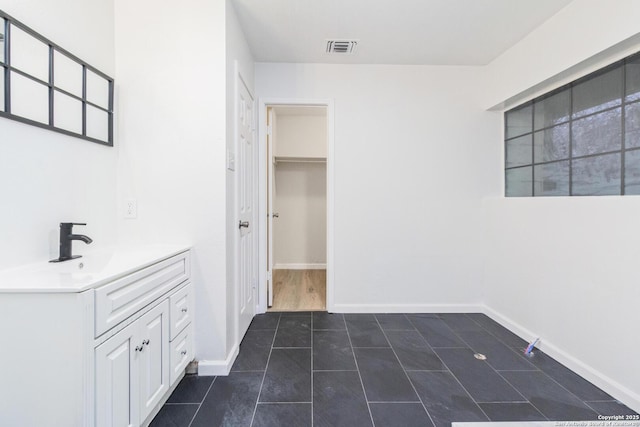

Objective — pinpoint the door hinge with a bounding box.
[266,271,272,281]
[267,125,272,136]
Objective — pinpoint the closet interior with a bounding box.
[268,106,327,311]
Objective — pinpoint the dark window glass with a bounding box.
[534,90,570,130]
[572,108,621,157]
[625,53,640,102]
[506,134,532,168]
[505,52,640,197]
[505,104,532,139]
[573,66,622,118]
[506,167,532,197]
[625,102,640,149]
[534,161,570,196]
[534,124,569,163]
[0,67,4,112]
[572,153,621,196]
[0,18,5,63]
[625,149,640,195]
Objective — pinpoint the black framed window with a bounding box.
[504,51,640,196]
[0,10,114,146]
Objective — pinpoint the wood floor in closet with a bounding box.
[269,269,326,312]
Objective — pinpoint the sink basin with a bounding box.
[47,251,113,274]
[0,244,190,293]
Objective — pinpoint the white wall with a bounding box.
[0,1,116,269]
[275,115,327,158]
[274,162,327,267]
[256,63,500,311]
[483,197,640,410]
[114,0,229,365]
[483,0,640,110]
[483,0,640,411]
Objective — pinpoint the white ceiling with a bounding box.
[231,0,573,66]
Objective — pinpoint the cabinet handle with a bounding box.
[181,350,187,356]
[181,308,188,313]
[135,345,143,352]
[142,339,150,346]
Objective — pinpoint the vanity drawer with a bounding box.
[95,252,190,337]
[169,283,193,340]
[170,325,193,385]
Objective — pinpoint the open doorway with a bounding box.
[266,105,328,312]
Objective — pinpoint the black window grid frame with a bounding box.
[504,52,640,197]
[0,10,114,146]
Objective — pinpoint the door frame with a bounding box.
[257,98,335,313]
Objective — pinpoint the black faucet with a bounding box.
[50,222,93,263]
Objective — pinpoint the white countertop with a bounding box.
[0,244,191,293]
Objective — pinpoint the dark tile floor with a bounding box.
[150,312,637,427]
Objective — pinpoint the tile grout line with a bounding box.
[186,376,218,427]
[407,314,492,423]
[273,346,312,349]
[163,403,201,406]
[457,314,549,421]
[502,343,607,414]
[429,314,611,420]
[492,369,549,421]
[435,316,533,406]
[343,314,376,427]
[463,313,529,351]
[248,313,282,427]
[376,314,438,427]
[448,316,538,373]
[498,363,603,419]
[160,312,630,426]
[436,320,540,414]
[583,401,601,415]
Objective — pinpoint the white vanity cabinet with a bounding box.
[96,300,170,427]
[0,246,193,427]
[168,283,194,384]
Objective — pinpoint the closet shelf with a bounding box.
[274,156,327,164]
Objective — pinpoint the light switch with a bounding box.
[227,149,235,171]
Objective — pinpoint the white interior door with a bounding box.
[237,74,256,339]
[267,107,275,307]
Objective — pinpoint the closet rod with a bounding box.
[274,157,326,164]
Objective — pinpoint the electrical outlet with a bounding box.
[125,199,137,219]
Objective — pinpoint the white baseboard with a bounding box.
[197,344,239,376]
[483,305,640,414]
[331,303,484,314]
[274,263,326,270]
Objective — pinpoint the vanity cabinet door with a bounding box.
[138,300,170,422]
[95,321,140,427]
[95,300,170,427]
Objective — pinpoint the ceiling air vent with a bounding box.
[326,40,358,54]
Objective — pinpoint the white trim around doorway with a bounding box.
[257,98,335,314]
